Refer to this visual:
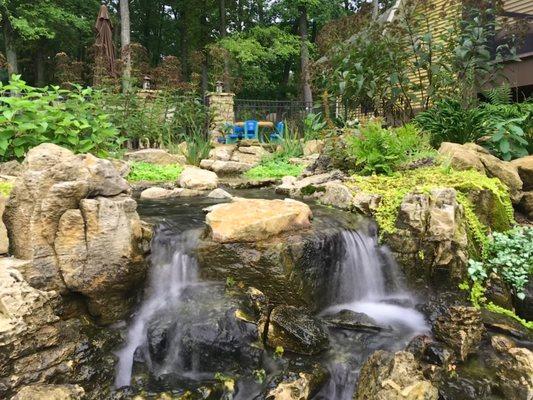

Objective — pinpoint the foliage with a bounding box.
[414,99,489,147]
[486,116,529,161]
[0,76,123,160]
[344,122,434,175]
[95,90,212,150]
[178,132,212,167]
[303,112,327,140]
[468,227,533,300]
[245,158,304,180]
[460,281,533,329]
[0,182,13,196]
[347,166,514,252]
[127,162,183,182]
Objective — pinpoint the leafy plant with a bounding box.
[244,158,304,180]
[0,76,124,160]
[303,112,327,140]
[486,116,529,161]
[179,131,212,166]
[345,122,433,175]
[414,99,489,147]
[127,162,183,182]
[468,226,533,300]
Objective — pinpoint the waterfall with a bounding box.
[114,228,200,388]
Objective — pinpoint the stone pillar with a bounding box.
[206,92,235,130]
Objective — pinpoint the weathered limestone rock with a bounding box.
[0,196,8,254]
[352,192,382,215]
[207,188,233,199]
[124,148,182,165]
[511,155,533,191]
[266,305,329,355]
[439,142,523,197]
[303,140,325,157]
[140,187,204,200]
[3,143,150,323]
[433,306,485,361]
[495,346,533,400]
[0,159,23,176]
[205,198,312,243]
[266,366,328,400]
[239,145,270,158]
[179,166,218,190]
[231,149,264,165]
[355,350,438,400]
[321,182,353,210]
[210,160,254,174]
[518,191,533,219]
[323,309,382,332]
[275,170,345,197]
[12,384,85,400]
[209,144,236,161]
[110,158,131,177]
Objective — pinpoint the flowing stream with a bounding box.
[114,196,429,398]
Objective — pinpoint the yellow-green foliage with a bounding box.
[0,182,13,197]
[347,166,514,254]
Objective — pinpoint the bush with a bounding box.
[127,162,184,182]
[468,226,533,300]
[345,122,434,175]
[414,99,489,147]
[0,76,123,160]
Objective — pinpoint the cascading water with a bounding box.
[114,227,200,388]
[317,229,429,399]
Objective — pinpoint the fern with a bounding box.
[483,85,512,105]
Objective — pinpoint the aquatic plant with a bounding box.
[127,162,183,182]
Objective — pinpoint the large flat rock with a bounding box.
[205,198,312,243]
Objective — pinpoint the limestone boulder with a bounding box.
[518,191,533,219]
[320,182,354,210]
[140,187,204,200]
[355,350,438,400]
[3,143,150,323]
[0,195,8,254]
[0,159,23,176]
[511,155,533,190]
[124,148,182,165]
[179,166,218,190]
[210,160,253,174]
[209,144,236,161]
[207,188,233,199]
[265,305,329,355]
[266,366,328,400]
[205,198,312,243]
[231,149,264,165]
[438,142,522,196]
[303,139,325,156]
[433,306,485,361]
[12,384,85,400]
[495,346,533,399]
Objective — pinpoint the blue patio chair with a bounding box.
[227,125,244,144]
[270,121,284,142]
[244,120,259,140]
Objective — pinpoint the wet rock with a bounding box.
[518,191,533,219]
[12,384,85,399]
[511,155,533,190]
[266,365,329,400]
[485,273,514,310]
[303,140,325,157]
[406,335,454,367]
[481,308,532,340]
[179,166,218,190]
[207,188,233,199]
[140,187,204,200]
[146,285,261,374]
[514,279,533,321]
[355,350,438,400]
[496,347,533,400]
[124,149,183,165]
[205,198,312,243]
[246,286,269,316]
[433,306,485,361]
[266,305,329,355]
[323,309,382,332]
[4,143,150,323]
[491,334,516,353]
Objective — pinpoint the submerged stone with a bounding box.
[323,309,382,332]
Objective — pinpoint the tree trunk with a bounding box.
[36,50,45,86]
[298,6,313,107]
[120,0,132,93]
[219,0,231,91]
[3,19,18,76]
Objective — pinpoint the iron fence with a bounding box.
[234,99,318,125]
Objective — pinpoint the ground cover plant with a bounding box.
[244,157,304,179]
[127,162,183,182]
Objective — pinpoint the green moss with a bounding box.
[244,159,304,180]
[0,182,13,197]
[127,162,184,182]
[347,166,514,254]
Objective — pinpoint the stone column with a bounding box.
[206,92,235,130]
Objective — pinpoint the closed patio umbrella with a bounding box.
[95,4,116,76]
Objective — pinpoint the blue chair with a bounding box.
[270,121,284,142]
[227,125,244,143]
[244,120,259,140]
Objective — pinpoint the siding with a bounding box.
[503,0,533,14]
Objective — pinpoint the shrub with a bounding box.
[127,162,183,182]
[468,226,533,300]
[345,122,434,175]
[0,76,123,160]
[414,99,489,147]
